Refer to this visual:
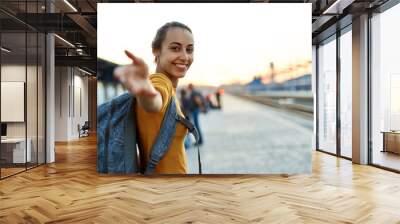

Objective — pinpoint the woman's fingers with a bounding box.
[124,50,137,62]
[114,51,153,97]
[124,50,149,78]
[125,50,145,67]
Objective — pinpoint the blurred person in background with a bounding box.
[205,93,218,109]
[179,88,193,149]
[188,83,206,145]
[215,88,224,109]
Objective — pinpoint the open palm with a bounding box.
[114,50,158,97]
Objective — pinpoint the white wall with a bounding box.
[73,69,89,139]
[1,65,37,138]
[55,66,69,141]
[55,67,89,141]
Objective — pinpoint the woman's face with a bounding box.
[154,27,194,79]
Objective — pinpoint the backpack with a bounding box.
[97,93,202,175]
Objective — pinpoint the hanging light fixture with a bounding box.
[1,47,11,53]
[63,0,78,12]
[54,34,75,48]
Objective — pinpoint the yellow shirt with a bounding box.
[136,73,188,174]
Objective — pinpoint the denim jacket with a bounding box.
[97,93,201,174]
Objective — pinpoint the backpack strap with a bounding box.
[144,96,202,175]
[123,97,139,173]
[144,97,179,175]
[176,115,202,174]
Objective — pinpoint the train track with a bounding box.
[229,92,314,120]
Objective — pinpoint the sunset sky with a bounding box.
[98,3,311,86]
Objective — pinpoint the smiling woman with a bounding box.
[151,22,194,86]
[135,22,194,174]
[98,21,197,175]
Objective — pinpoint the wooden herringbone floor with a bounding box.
[1,135,400,224]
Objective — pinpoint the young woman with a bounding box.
[114,21,194,174]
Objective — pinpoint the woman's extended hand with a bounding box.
[114,50,158,97]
